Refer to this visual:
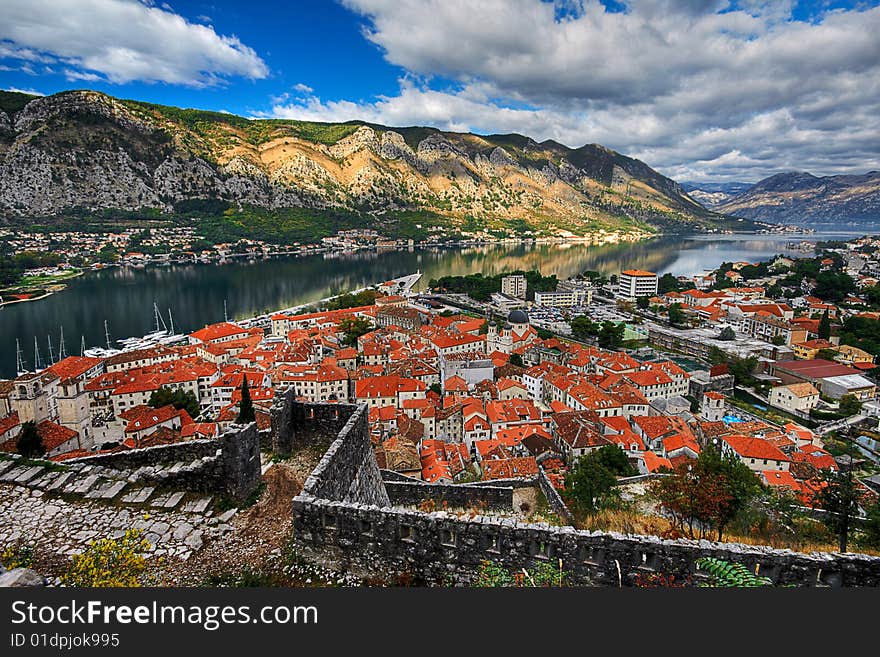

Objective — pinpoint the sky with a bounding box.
[1,0,879,183]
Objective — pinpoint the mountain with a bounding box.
[0,89,742,240]
[680,181,753,210]
[715,171,880,223]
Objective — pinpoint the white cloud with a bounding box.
[276,0,880,181]
[2,87,45,96]
[0,0,269,86]
[293,83,314,94]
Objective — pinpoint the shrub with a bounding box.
[62,529,150,587]
[1,543,34,570]
[695,557,772,587]
[473,559,568,587]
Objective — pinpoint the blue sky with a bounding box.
[2,0,879,182]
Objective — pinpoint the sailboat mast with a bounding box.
[47,335,54,365]
[168,308,175,334]
[58,325,67,361]
[104,320,112,350]
[34,337,43,371]
[16,339,26,374]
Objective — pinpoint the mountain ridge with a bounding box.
[0,89,747,238]
[713,170,880,223]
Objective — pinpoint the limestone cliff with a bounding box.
[0,89,730,235]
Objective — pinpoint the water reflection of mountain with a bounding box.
[0,233,847,378]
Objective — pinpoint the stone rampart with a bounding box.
[286,399,880,587]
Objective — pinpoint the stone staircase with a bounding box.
[0,455,219,516]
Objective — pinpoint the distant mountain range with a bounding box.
[0,89,747,239]
[680,181,753,208]
[684,172,880,223]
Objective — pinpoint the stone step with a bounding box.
[216,509,237,523]
[30,470,61,488]
[181,496,213,514]
[99,481,127,500]
[0,460,18,477]
[163,491,186,509]
[65,474,100,495]
[14,466,45,484]
[121,486,155,505]
[46,471,74,491]
[84,479,113,498]
[150,493,172,508]
[0,466,30,482]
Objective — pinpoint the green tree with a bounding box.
[597,321,625,349]
[717,326,735,341]
[592,444,636,476]
[668,303,685,327]
[339,316,374,347]
[564,451,620,514]
[860,501,880,549]
[650,447,761,541]
[636,295,650,310]
[839,315,880,356]
[236,377,256,424]
[147,387,200,418]
[97,245,119,263]
[569,315,598,342]
[816,348,839,361]
[15,421,45,459]
[658,273,681,294]
[813,272,856,302]
[838,394,863,417]
[509,353,524,367]
[818,309,832,340]
[813,467,861,552]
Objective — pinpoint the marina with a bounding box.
[0,231,863,378]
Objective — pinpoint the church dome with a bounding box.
[507,309,529,325]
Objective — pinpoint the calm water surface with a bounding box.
[0,230,867,378]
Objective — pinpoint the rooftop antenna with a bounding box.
[104,320,112,350]
[34,336,43,371]
[47,334,55,366]
[16,339,27,375]
[58,325,67,361]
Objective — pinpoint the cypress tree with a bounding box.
[236,376,256,424]
[818,308,831,341]
[16,421,45,459]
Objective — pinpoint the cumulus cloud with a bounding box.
[0,0,268,86]
[266,0,880,181]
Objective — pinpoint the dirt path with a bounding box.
[158,464,303,586]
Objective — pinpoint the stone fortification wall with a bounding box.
[284,398,880,587]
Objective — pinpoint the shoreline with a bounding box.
[0,269,84,308]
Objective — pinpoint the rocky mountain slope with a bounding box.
[680,181,753,210]
[0,89,733,237]
[716,171,880,223]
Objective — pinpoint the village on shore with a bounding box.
[3,234,880,542]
